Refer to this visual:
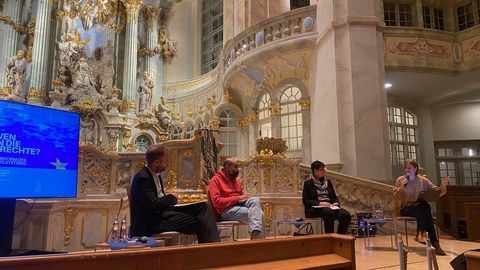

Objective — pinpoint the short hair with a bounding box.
[404,159,419,175]
[146,144,167,165]
[311,160,325,174]
[223,157,237,167]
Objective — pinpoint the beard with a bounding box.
[231,170,239,178]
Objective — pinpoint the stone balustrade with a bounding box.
[223,6,316,70]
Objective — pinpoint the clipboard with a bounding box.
[417,190,440,202]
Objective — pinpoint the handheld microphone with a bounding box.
[404,173,410,188]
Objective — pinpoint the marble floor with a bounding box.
[355,234,480,269]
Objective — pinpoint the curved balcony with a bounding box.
[223,5,317,74]
[384,25,480,73]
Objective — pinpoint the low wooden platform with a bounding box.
[465,250,480,270]
[0,234,355,270]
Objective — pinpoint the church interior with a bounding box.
[1,0,480,269]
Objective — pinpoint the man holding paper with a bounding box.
[302,160,351,234]
[208,158,266,239]
[130,144,220,243]
[393,159,449,255]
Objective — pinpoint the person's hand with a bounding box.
[441,176,450,186]
[332,202,339,206]
[238,194,250,201]
[319,201,331,207]
[169,192,178,198]
[400,177,408,188]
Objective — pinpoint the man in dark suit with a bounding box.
[302,160,351,234]
[130,144,220,243]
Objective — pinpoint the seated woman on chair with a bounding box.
[302,161,351,235]
[393,159,449,255]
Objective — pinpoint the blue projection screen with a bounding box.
[0,100,80,198]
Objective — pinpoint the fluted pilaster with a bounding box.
[121,0,143,114]
[0,0,22,89]
[144,7,162,107]
[28,0,52,105]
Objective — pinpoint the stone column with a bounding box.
[28,0,52,105]
[311,0,391,180]
[0,0,22,90]
[121,0,143,114]
[143,7,162,107]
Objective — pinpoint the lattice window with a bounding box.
[218,110,238,157]
[185,123,195,139]
[387,106,418,166]
[280,87,303,150]
[135,134,152,152]
[258,93,271,137]
[383,2,414,27]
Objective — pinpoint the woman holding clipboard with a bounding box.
[393,159,449,255]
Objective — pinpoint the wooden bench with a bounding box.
[465,250,480,270]
[0,234,355,270]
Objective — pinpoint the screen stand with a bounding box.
[0,198,16,257]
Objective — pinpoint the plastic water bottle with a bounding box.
[112,216,119,242]
[120,215,128,241]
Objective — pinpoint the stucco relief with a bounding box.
[466,38,480,58]
[388,37,451,60]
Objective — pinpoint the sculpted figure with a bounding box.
[6,50,28,98]
[138,72,154,114]
[157,96,173,131]
[74,58,96,88]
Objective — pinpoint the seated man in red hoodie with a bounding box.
[208,158,265,239]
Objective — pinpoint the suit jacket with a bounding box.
[302,177,339,217]
[130,167,177,237]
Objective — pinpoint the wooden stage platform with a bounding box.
[0,234,355,270]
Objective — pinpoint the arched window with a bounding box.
[172,126,184,140]
[135,134,152,152]
[185,123,195,139]
[218,109,237,157]
[388,106,419,170]
[258,93,271,137]
[280,86,303,150]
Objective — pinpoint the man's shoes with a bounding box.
[414,231,426,244]
[414,235,426,244]
[250,230,261,240]
[433,242,446,255]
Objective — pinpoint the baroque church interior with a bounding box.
[1,0,480,268]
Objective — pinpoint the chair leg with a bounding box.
[404,219,409,247]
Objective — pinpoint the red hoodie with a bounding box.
[208,169,244,219]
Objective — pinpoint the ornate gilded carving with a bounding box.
[121,100,136,111]
[136,116,157,130]
[144,7,161,30]
[0,15,27,34]
[223,90,232,102]
[237,119,249,128]
[71,98,102,117]
[162,71,217,92]
[158,26,178,64]
[165,170,177,193]
[121,0,143,22]
[268,106,282,115]
[255,137,288,155]
[247,112,258,122]
[138,46,162,57]
[209,119,220,130]
[298,99,310,110]
[27,87,47,102]
[262,203,272,231]
[183,149,193,158]
[259,149,274,186]
[64,207,78,246]
[0,87,12,97]
[186,107,193,118]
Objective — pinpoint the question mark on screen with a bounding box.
[36,149,40,155]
